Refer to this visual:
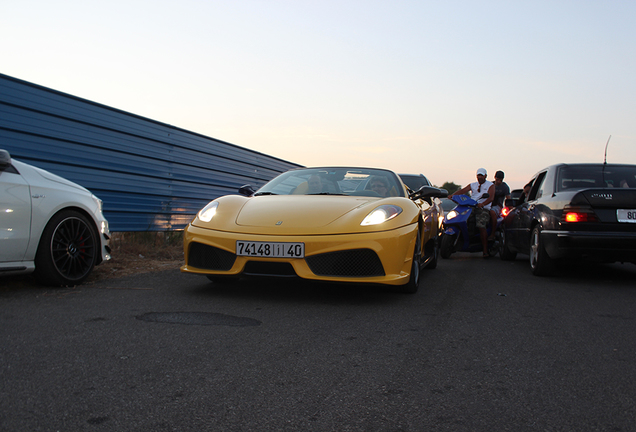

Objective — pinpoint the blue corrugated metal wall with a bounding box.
[0,73,302,231]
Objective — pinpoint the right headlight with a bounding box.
[198,201,219,222]
[361,205,403,226]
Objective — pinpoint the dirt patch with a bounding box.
[86,232,185,283]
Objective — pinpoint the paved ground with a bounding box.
[1,253,635,431]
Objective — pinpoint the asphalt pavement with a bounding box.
[1,253,635,431]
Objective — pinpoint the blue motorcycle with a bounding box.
[440,194,502,258]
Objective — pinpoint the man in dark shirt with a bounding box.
[489,170,511,239]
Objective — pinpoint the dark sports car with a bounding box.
[500,163,636,275]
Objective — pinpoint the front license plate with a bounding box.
[617,209,636,223]
[236,241,305,258]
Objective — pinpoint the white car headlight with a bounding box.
[361,205,403,226]
[92,194,103,212]
[446,210,458,220]
[198,201,219,222]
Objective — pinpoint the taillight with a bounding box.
[561,206,599,223]
[501,207,511,217]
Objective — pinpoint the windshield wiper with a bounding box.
[307,192,346,195]
[254,191,278,196]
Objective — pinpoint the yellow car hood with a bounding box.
[191,195,420,235]
[236,195,374,229]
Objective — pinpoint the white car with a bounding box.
[0,149,110,286]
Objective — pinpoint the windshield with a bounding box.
[256,168,406,198]
[399,174,431,191]
[557,165,636,191]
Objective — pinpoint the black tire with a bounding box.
[400,230,421,294]
[440,233,456,259]
[424,237,438,270]
[530,226,554,276]
[34,210,99,286]
[499,227,517,261]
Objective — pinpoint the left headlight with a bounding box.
[92,194,103,213]
[198,201,219,222]
[361,205,403,226]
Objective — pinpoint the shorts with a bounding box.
[474,207,490,229]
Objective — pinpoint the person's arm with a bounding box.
[448,184,471,198]
[478,184,495,208]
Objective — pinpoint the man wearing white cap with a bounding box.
[448,168,495,257]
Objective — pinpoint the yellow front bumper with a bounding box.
[181,223,418,286]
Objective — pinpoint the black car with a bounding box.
[500,163,636,275]
[399,173,432,191]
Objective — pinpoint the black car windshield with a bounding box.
[557,165,636,191]
[399,174,431,191]
[256,168,406,198]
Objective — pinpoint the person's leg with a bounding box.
[480,227,489,256]
[476,208,490,257]
[488,210,497,240]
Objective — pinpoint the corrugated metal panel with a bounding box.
[0,73,302,231]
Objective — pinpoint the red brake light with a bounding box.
[563,212,598,223]
[501,207,511,217]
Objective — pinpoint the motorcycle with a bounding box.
[440,194,503,259]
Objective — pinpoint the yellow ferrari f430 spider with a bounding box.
[181,167,447,293]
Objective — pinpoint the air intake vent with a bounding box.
[188,243,236,270]
[243,261,297,277]
[306,249,385,277]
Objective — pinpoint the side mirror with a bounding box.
[410,186,448,200]
[0,149,11,168]
[504,198,516,208]
[238,184,256,197]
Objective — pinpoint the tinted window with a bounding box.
[557,165,636,191]
[529,172,547,201]
[399,175,431,191]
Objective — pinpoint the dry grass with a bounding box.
[86,232,185,283]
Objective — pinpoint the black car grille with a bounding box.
[306,249,385,277]
[188,243,236,271]
[243,261,297,277]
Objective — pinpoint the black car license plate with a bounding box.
[617,209,636,223]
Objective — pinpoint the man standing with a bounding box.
[448,168,495,257]
[489,170,511,239]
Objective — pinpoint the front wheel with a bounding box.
[34,210,99,286]
[424,236,438,270]
[499,228,517,261]
[440,233,456,259]
[530,226,554,276]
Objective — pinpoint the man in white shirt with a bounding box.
[448,168,495,257]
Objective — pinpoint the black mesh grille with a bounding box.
[243,261,297,277]
[306,249,385,277]
[188,242,236,271]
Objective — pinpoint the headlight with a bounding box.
[446,210,458,220]
[361,205,403,226]
[198,201,219,222]
[92,194,103,212]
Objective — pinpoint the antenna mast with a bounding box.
[604,135,611,164]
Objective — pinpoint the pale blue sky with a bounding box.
[2,0,635,189]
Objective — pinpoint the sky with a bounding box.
[2,0,635,190]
